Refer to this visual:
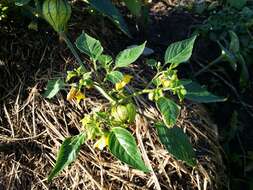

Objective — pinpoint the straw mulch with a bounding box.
[0,2,226,190]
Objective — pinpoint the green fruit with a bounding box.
[42,0,71,33]
[111,103,136,123]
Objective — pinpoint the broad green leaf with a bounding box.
[123,0,142,17]
[165,35,197,67]
[108,127,149,172]
[229,31,240,54]
[228,0,247,9]
[182,80,227,103]
[75,32,103,61]
[15,0,31,6]
[156,97,181,128]
[115,42,146,68]
[98,54,113,72]
[43,79,65,99]
[48,133,86,181]
[106,71,124,84]
[155,123,196,167]
[89,0,130,36]
[98,54,113,65]
[220,44,237,71]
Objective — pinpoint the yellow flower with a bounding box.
[94,134,109,150]
[67,86,77,101]
[161,78,171,88]
[115,75,133,90]
[67,86,85,103]
[75,91,86,104]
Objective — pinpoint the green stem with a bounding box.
[94,83,116,103]
[145,73,158,89]
[118,87,173,103]
[194,54,224,77]
[60,32,86,70]
[60,33,114,103]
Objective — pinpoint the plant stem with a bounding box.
[119,87,173,103]
[60,32,86,70]
[60,33,115,103]
[94,83,116,103]
[194,54,223,77]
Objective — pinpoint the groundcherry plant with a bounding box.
[42,0,226,181]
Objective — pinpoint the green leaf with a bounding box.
[75,32,103,61]
[15,0,31,6]
[228,0,247,9]
[156,97,180,128]
[66,70,77,82]
[182,80,227,103]
[229,31,240,54]
[155,123,196,167]
[78,72,93,89]
[43,79,65,99]
[122,0,142,17]
[165,35,197,67]
[220,43,237,71]
[108,127,149,172]
[115,42,146,68]
[106,71,124,84]
[89,0,130,37]
[146,59,158,68]
[98,54,113,65]
[98,54,113,72]
[48,133,86,181]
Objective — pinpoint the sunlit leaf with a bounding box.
[156,97,181,128]
[43,79,65,99]
[75,32,103,61]
[48,133,86,181]
[98,54,113,70]
[106,71,124,84]
[115,42,146,68]
[108,127,149,172]
[165,35,197,67]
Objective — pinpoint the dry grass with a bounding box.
[0,85,226,189]
[0,1,226,189]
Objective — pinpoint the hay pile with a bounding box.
[0,3,226,190]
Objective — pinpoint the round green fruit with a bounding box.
[111,103,136,123]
